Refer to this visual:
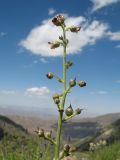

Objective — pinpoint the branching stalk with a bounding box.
[62,113,77,122]
[54,25,67,160]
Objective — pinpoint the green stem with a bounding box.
[44,137,56,145]
[62,113,77,122]
[54,25,67,160]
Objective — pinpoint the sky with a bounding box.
[0,0,120,116]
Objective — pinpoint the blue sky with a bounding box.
[0,0,120,116]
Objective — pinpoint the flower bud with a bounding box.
[54,98,60,104]
[69,78,76,87]
[66,61,73,69]
[70,26,81,33]
[57,77,64,83]
[53,93,59,100]
[38,129,44,137]
[59,36,63,40]
[46,72,54,79]
[48,41,60,49]
[64,144,70,152]
[75,108,82,115]
[78,80,86,87]
[44,131,52,138]
[65,104,74,117]
[52,15,64,26]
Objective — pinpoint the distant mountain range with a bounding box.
[0,112,120,152]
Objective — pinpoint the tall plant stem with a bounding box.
[54,25,67,160]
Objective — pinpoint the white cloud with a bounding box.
[107,31,120,48]
[107,31,120,41]
[90,90,108,95]
[116,45,120,48]
[0,90,16,95]
[91,0,120,12]
[20,15,108,57]
[25,87,50,97]
[98,91,108,94]
[17,47,24,54]
[33,60,38,64]
[0,32,7,37]
[40,58,48,63]
[115,80,120,83]
[48,8,56,15]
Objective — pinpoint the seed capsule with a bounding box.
[59,36,63,40]
[64,144,70,152]
[78,80,86,87]
[46,72,54,79]
[53,93,60,100]
[38,129,44,137]
[69,78,76,87]
[75,108,82,115]
[54,98,60,104]
[70,26,81,33]
[52,15,64,26]
[48,41,60,49]
[44,131,52,138]
[65,104,74,117]
[66,61,73,69]
[67,61,73,67]
[57,77,64,83]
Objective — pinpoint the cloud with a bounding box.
[115,80,120,83]
[0,32,7,37]
[48,8,56,15]
[33,60,38,64]
[25,86,50,97]
[107,31,120,48]
[107,31,120,41]
[91,0,120,12]
[0,90,16,95]
[40,58,48,63]
[116,45,120,48]
[90,90,108,95]
[20,15,108,57]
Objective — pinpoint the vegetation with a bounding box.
[0,115,120,159]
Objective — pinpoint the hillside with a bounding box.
[5,112,120,134]
[0,115,40,158]
[0,113,120,159]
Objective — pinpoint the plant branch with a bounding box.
[54,24,67,160]
[44,137,56,145]
[62,113,77,122]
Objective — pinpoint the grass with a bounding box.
[0,139,120,160]
[89,142,120,160]
[75,141,120,160]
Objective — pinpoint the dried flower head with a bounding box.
[69,78,76,87]
[46,72,54,79]
[44,131,52,138]
[53,93,60,100]
[54,98,60,104]
[78,80,86,87]
[64,144,70,152]
[48,41,61,49]
[65,104,74,117]
[66,61,73,69]
[75,108,83,115]
[37,129,44,137]
[70,26,81,33]
[52,15,64,26]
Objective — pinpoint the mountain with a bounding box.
[0,115,39,156]
[0,115,28,139]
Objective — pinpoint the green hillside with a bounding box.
[0,115,54,160]
[0,115,120,160]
